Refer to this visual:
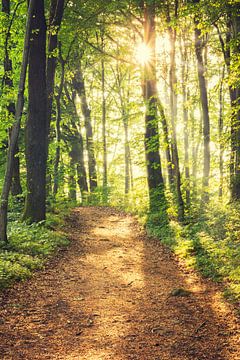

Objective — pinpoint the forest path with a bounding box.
[0,207,239,360]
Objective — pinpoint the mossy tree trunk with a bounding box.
[2,0,22,196]
[0,0,35,242]
[142,1,166,213]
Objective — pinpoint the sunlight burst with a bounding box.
[135,43,152,65]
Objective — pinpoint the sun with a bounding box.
[135,43,152,65]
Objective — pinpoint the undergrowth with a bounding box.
[0,199,73,290]
[146,200,240,306]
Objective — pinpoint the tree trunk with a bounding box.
[11,145,22,196]
[194,25,210,201]
[2,0,22,196]
[69,123,88,201]
[157,100,174,186]
[72,66,98,192]
[53,94,61,197]
[0,0,35,243]
[23,0,47,223]
[143,1,165,213]
[229,10,240,200]
[123,115,130,195]
[71,94,89,197]
[53,46,65,197]
[180,35,190,207]
[46,0,65,136]
[168,25,184,221]
[219,66,225,198]
[115,64,131,195]
[101,32,108,202]
[68,156,77,201]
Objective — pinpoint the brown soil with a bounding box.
[0,207,239,360]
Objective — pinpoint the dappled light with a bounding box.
[0,0,240,358]
[0,208,239,359]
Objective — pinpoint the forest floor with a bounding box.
[0,206,239,360]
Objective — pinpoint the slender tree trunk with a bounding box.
[180,36,190,207]
[53,46,65,197]
[71,95,88,196]
[68,156,76,201]
[123,112,130,195]
[23,0,47,223]
[53,95,61,197]
[143,1,165,213]
[157,100,174,186]
[219,66,225,198]
[183,91,190,207]
[194,25,210,201]
[0,0,35,243]
[168,25,184,221]
[229,11,240,199]
[115,65,131,195]
[72,66,97,191]
[101,32,108,201]
[46,0,65,135]
[64,85,89,197]
[69,123,88,201]
[2,0,22,196]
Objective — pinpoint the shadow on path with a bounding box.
[0,207,239,359]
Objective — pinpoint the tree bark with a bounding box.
[53,94,61,197]
[229,10,240,199]
[68,156,77,201]
[69,122,88,200]
[115,65,131,195]
[143,1,165,213]
[101,31,108,202]
[23,0,47,223]
[53,45,65,197]
[157,99,174,187]
[2,0,22,196]
[194,25,210,201]
[72,66,98,192]
[46,0,65,135]
[180,35,190,207]
[219,66,225,198]
[0,0,35,243]
[168,24,184,221]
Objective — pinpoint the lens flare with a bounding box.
[135,43,152,65]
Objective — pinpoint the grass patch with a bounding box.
[0,200,72,290]
[145,200,240,305]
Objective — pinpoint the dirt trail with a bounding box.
[0,207,239,360]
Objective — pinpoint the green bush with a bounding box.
[145,200,240,304]
[0,206,70,290]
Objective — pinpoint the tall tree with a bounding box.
[193,0,210,201]
[167,1,185,220]
[142,0,165,212]
[219,66,225,198]
[53,43,65,197]
[101,30,108,202]
[0,0,35,242]
[46,0,65,136]
[72,63,98,192]
[23,0,47,222]
[2,0,22,196]
[180,33,190,207]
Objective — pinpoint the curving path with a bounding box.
[0,207,239,359]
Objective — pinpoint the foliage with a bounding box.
[0,202,70,290]
[145,200,240,304]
